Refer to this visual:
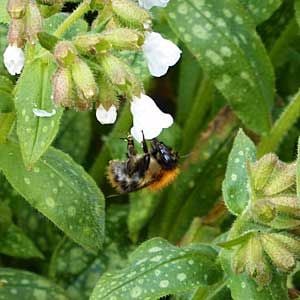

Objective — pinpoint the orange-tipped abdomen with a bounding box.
[148,167,180,191]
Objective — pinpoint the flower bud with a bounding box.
[232,236,271,286]
[268,196,300,218]
[52,67,74,107]
[111,0,151,29]
[25,0,42,43]
[8,18,25,48]
[71,58,98,109]
[263,161,296,196]
[7,0,26,19]
[99,54,129,88]
[250,153,278,192]
[97,76,118,107]
[268,233,300,258]
[260,233,296,272]
[54,41,78,67]
[74,28,144,53]
[251,199,276,223]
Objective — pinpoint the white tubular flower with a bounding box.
[3,45,25,75]
[138,0,169,10]
[96,104,117,124]
[33,108,56,117]
[130,93,173,142]
[143,32,181,77]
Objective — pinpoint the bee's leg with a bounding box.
[141,131,149,154]
[127,135,137,157]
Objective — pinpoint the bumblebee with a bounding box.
[107,134,179,193]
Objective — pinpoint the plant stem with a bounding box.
[54,0,91,38]
[89,102,132,184]
[257,89,300,157]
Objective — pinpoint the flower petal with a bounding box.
[32,108,56,117]
[3,45,25,75]
[130,93,173,142]
[143,32,181,77]
[96,104,117,124]
[138,0,169,9]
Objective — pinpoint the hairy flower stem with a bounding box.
[54,0,91,38]
[257,89,300,157]
[89,102,132,184]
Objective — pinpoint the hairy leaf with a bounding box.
[222,129,256,215]
[91,238,222,300]
[166,0,274,135]
[0,268,68,300]
[0,141,105,252]
[15,58,63,167]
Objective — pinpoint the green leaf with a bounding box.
[0,1,9,24]
[15,58,63,167]
[0,224,44,259]
[220,248,289,300]
[222,129,256,215]
[166,0,274,135]
[239,0,283,25]
[0,112,15,143]
[297,138,300,198]
[54,110,91,164]
[44,12,88,38]
[296,0,300,27]
[0,268,68,300]
[0,141,105,252]
[91,238,222,300]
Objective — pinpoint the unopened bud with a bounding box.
[25,0,42,43]
[261,233,296,272]
[71,59,98,108]
[99,54,129,87]
[251,199,276,223]
[52,67,73,107]
[111,0,151,29]
[7,0,26,19]
[268,233,300,258]
[97,76,118,107]
[8,18,25,47]
[250,154,278,192]
[74,29,144,53]
[263,161,296,196]
[268,196,300,218]
[54,41,77,67]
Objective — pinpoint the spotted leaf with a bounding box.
[166,0,274,135]
[222,129,256,215]
[15,58,63,168]
[0,224,44,259]
[239,0,283,25]
[0,268,68,300]
[0,141,105,252]
[91,238,222,300]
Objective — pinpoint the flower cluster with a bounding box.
[3,0,181,142]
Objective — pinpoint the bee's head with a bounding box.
[151,139,179,170]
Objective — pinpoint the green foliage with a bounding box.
[0,142,105,252]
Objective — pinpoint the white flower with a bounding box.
[96,104,117,124]
[130,93,173,142]
[143,32,181,77]
[138,0,169,10]
[3,45,25,75]
[33,108,56,117]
